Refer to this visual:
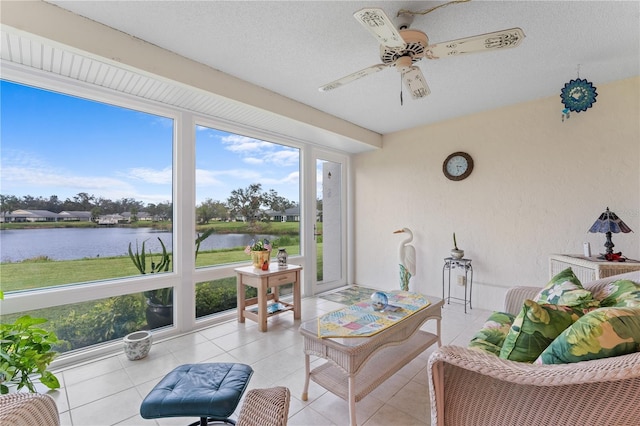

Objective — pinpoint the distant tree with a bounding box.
[21,195,36,209]
[90,207,101,222]
[227,184,268,225]
[117,198,143,214]
[197,199,228,224]
[73,192,95,210]
[211,201,229,221]
[46,195,62,213]
[197,203,214,224]
[130,206,139,222]
[0,194,19,220]
[146,203,158,220]
[265,189,296,215]
[156,201,173,221]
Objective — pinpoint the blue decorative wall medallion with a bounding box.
[560,78,598,113]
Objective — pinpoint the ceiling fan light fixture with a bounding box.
[319,7,524,100]
[380,30,428,65]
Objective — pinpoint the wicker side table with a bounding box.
[549,254,640,283]
[299,296,443,426]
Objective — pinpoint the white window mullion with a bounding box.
[174,112,197,332]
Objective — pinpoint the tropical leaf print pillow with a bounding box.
[499,299,584,363]
[534,267,598,308]
[535,307,640,364]
[592,279,640,308]
[468,311,515,356]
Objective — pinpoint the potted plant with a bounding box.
[128,230,214,329]
[128,238,173,328]
[451,232,464,259]
[244,238,272,270]
[0,294,61,394]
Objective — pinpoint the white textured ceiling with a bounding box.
[24,1,640,135]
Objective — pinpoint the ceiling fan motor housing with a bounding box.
[380,29,428,67]
[395,12,415,30]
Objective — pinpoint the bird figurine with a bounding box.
[393,228,416,291]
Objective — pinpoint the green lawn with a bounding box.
[1,221,318,292]
[0,226,321,353]
[1,245,305,292]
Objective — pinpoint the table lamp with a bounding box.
[588,207,633,259]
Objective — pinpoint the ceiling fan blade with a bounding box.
[403,66,431,99]
[353,8,406,48]
[319,64,389,92]
[425,28,525,59]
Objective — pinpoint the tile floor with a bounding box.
[47,293,490,426]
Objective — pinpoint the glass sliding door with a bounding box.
[313,152,348,293]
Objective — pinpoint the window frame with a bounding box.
[0,65,350,367]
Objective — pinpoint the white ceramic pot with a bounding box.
[451,249,465,259]
[123,331,152,360]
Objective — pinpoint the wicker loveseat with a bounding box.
[0,393,60,425]
[428,271,640,426]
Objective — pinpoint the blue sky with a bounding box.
[1,80,300,206]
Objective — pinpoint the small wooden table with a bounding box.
[235,264,302,332]
[299,295,443,426]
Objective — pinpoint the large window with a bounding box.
[0,80,175,350]
[194,125,300,269]
[193,125,300,318]
[0,80,174,288]
[0,75,340,357]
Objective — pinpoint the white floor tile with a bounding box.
[52,293,483,425]
[70,388,143,426]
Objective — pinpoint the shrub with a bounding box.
[53,294,146,351]
[195,278,257,318]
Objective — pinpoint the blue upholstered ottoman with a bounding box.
[140,363,253,426]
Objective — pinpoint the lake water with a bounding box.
[0,228,274,262]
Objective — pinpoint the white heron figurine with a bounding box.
[393,228,416,291]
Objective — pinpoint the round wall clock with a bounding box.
[443,152,474,181]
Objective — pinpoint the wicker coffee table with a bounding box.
[299,295,443,426]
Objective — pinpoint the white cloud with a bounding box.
[0,150,171,204]
[126,166,172,184]
[196,169,223,186]
[221,134,273,153]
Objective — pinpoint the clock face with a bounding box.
[443,152,473,181]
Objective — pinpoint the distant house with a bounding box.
[59,211,92,221]
[121,211,153,222]
[6,209,60,222]
[268,207,300,222]
[97,214,125,225]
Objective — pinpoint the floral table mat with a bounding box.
[317,291,431,338]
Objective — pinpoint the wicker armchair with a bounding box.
[0,393,60,426]
[236,386,290,426]
[428,271,640,426]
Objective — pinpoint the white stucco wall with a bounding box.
[353,77,640,311]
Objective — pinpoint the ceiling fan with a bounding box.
[319,7,525,100]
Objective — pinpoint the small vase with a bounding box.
[251,250,271,269]
[123,330,152,361]
[451,248,464,259]
[277,248,288,267]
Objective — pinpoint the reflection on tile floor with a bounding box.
[48,293,490,425]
